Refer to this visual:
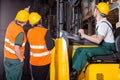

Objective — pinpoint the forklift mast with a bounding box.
[56,0,83,38]
[56,0,96,44]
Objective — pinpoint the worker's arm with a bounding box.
[14,45,23,62]
[45,30,55,50]
[91,34,97,38]
[24,6,30,12]
[79,29,104,44]
[14,32,24,62]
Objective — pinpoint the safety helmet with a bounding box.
[96,2,110,15]
[15,10,29,22]
[29,12,41,25]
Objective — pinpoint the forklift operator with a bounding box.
[71,2,116,78]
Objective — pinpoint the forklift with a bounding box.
[50,0,120,80]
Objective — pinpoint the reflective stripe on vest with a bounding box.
[5,38,26,54]
[5,38,25,47]
[30,45,47,49]
[4,45,15,54]
[30,51,51,57]
[5,38,14,46]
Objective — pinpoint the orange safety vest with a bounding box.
[4,21,26,59]
[27,26,51,66]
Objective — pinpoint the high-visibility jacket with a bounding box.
[4,21,26,59]
[27,26,51,66]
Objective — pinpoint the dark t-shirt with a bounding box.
[45,30,54,50]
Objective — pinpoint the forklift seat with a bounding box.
[89,35,120,63]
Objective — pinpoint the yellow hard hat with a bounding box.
[29,12,41,25]
[15,10,29,22]
[96,2,110,15]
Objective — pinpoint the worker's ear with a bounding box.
[24,6,30,12]
[116,22,120,28]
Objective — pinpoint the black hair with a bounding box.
[14,19,26,23]
[31,21,41,27]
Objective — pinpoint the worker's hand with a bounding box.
[116,22,120,28]
[24,6,30,12]
[20,58,24,62]
[78,29,84,34]
[78,29,85,39]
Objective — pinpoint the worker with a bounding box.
[71,2,116,79]
[27,12,54,80]
[4,7,30,80]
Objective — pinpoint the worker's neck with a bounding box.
[17,22,26,27]
[96,15,105,22]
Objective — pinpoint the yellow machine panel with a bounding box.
[50,38,69,80]
[85,64,120,80]
[50,47,55,80]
